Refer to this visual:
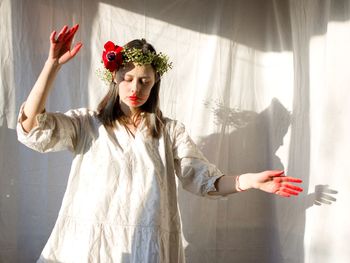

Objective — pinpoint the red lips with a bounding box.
[129,96,139,101]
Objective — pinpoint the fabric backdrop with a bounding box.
[1,0,349,262]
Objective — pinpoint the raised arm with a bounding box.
[21,24,82,132]
[209,170,303,197]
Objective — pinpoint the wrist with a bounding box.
[45,59,61,71]
[235,175,245,192]
[236,173,255,191]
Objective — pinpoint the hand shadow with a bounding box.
[306,185,338,208]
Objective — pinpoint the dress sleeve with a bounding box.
[170,120,224,197]
[16,102,86,153]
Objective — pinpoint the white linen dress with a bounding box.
[16,103,223,263]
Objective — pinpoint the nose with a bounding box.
[130,79,141,94]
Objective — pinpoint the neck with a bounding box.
[120,101,142,127]
[120,101,138,117]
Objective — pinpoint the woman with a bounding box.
[17,24,303,263]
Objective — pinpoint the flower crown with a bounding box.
[97,40,172,84]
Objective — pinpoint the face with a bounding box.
[115,62,156,113]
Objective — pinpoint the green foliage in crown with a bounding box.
[122,48,173,76]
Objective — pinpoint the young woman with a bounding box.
[17,24,303,263]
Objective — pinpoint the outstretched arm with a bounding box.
[21,24,82,132]
[209,170,303,197]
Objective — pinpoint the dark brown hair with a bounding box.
[97,39,164,138]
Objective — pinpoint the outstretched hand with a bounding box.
[254,170,303,197]
[48,24,83,65]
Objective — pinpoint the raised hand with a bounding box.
[48,24,83,65]
[254,170,303,197]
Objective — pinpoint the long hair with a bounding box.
[97,39,164,138]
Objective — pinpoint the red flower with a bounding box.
[102,41,124,72]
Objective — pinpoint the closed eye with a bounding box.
[141,80,150,85]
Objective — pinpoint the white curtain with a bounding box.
[1,0,349,262]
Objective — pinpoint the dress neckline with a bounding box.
[114,117,147,142]
[124,124,137,139]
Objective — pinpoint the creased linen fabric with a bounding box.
[16,103,223,263]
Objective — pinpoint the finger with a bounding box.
[50,31,57,44]
[320,193,337,202]
[280,187,299,196]
[68,24,79,35]
[70,42,83,57]
[276,190,290,198]
[64,35,76,52]
[319,198,333,205]
[322,188,338,195]
[314,200,322,205]
[72,24,79,32]
[270,170,285,177]
[281,177,303,183]
[58,25,69,35]
[283,183,303,192]
[57,25,69,41]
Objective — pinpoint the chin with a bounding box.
[129,102,145,108]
